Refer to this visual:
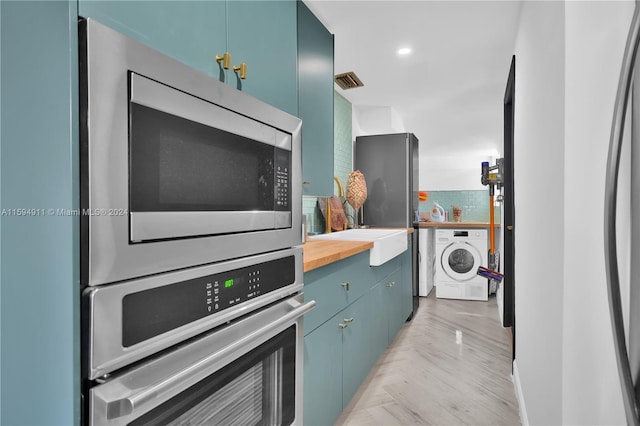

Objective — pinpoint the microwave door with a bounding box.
[128,73,292,242]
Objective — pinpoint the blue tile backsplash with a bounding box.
[419,190,500,223]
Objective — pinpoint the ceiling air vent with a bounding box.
[335,72,364,90]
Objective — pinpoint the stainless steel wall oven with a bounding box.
[79,19,311,426]
[86,281,313,425]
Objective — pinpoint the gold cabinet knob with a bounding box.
[233,63,247,79]
[507,225,513,231]
[215,52,230,69]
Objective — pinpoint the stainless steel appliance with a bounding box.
[80,19,313,426]
[605,3,640,424]
[80,18,302,286]
[82,247,313,426]
[354,132,420,318]
[84,248,305,380]
[88,290,313,425]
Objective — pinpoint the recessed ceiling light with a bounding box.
[397,47,412,55]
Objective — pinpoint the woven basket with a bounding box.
[346,170,367,210]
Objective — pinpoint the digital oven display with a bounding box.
[121,256,295,347]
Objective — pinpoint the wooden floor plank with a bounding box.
[336,293,521,426]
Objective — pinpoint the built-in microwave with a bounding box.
[80,19,302,286]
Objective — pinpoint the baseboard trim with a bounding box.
[512,359,529,426]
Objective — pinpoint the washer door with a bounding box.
[441,242,482,281]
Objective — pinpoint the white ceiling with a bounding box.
[303,0,522,158]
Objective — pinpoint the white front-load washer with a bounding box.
[435,228,488,301]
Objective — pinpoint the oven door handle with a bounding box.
[101,299,316,420]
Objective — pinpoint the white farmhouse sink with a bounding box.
[309,229,408,266]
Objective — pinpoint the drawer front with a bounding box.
[370,255,401,283]
[303,252,371,334]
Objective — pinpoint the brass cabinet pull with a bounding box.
[215,52,231,69]
[338,323,348,329]
[343,317,354,323]
[340,282,350,291]
[507,225,513,231]
[233,63,247,79]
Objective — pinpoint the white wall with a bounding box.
[514,1,633,425]
[419,154,492,190]
[512,2,566,424]
[351,105,406,138]
[562,1,631,424]
[351,105,490,190]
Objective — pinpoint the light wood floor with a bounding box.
[335,293,521,426]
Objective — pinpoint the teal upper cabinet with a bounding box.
[78,0,298,115]
[297,1,334,196]
[227,1,297,115]
[78,1,226,77]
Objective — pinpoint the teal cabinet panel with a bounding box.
[385,269,405,343]
[341,295,372,407]
[79,1,298,114]
[303,251,371,335]
[371,282,390,359]
[304,317,343,426]
[370,254,401,283]
[78,1,227,79]
[1,1,80,424]
[302,248,412,423]
[227,0,298,115]
[298,1,334,196]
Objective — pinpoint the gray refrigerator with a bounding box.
[355,132,420,319]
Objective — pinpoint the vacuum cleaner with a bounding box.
[478,159,505,287]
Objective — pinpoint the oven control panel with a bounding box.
[122,256,295,347]
[275,165,289,209]
[274,148,290,210]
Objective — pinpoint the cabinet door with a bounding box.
[303,251,371,335]
[341,293,377,407]
[371,281,390,361]
[386,269,405,343]
[303,318,343,426]
[297,1,334,196]
[78,1,226,79]
[227,0,298,115]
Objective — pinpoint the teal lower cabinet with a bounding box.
[382,268,406,343]
[303,314,343,425]
[302,248,412,425]
[340,292,379,407]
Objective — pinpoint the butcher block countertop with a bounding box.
[302,228,414,272]
[302,240,373,272]
[414,221,501,229]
